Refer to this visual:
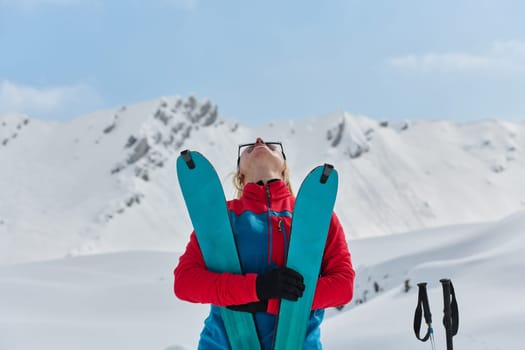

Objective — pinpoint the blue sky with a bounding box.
[1,0,524,124]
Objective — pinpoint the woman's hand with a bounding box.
[256,267,305,301]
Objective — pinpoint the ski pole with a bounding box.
[413,282,436,349]
[440,279,459,350]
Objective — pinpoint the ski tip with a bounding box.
[180,150,196,169]
[320,163,334,184]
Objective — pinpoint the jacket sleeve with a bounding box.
[311,212,355,309]
[174,231,260,306]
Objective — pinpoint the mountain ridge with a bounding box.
[1,95,524,264]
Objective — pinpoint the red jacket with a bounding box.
[174,180,355,314]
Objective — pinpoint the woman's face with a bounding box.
[238,138,285,177]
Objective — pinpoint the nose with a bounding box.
[255,137,264,144]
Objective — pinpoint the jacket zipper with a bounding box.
[278,219,289,264]
[265,184,274,266]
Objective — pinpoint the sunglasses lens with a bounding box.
[240,145,253,154]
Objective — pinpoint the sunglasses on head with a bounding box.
[237,142,286,167]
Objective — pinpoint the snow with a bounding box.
[1,96,525,348]
[324,211,525,349]
[1,96,524,265]
[1,212,524,349]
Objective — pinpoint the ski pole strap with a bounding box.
[414,282,433,342]
[440,279,459,338]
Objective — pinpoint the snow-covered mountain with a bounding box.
[2,96,525,349]
[1,95,524,264]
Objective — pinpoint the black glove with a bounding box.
[226,300,268,313]
[256,267,305,301]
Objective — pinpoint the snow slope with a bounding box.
[1,96,524,264]
[1,96,524,348]
[1,212,524,349]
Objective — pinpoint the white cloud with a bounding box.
[389,40,525,74]
[0,80,102,119]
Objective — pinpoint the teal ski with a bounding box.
[273,164,338,350]
[177,150,261,350]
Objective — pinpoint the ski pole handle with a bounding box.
[440,279,459,350]
[414,282,433,342]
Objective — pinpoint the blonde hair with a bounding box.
[233,162,294,198]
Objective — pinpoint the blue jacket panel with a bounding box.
[197,181,325,349]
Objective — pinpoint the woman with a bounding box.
[174,137,355,349]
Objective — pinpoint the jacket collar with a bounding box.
[242,180,292,202]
